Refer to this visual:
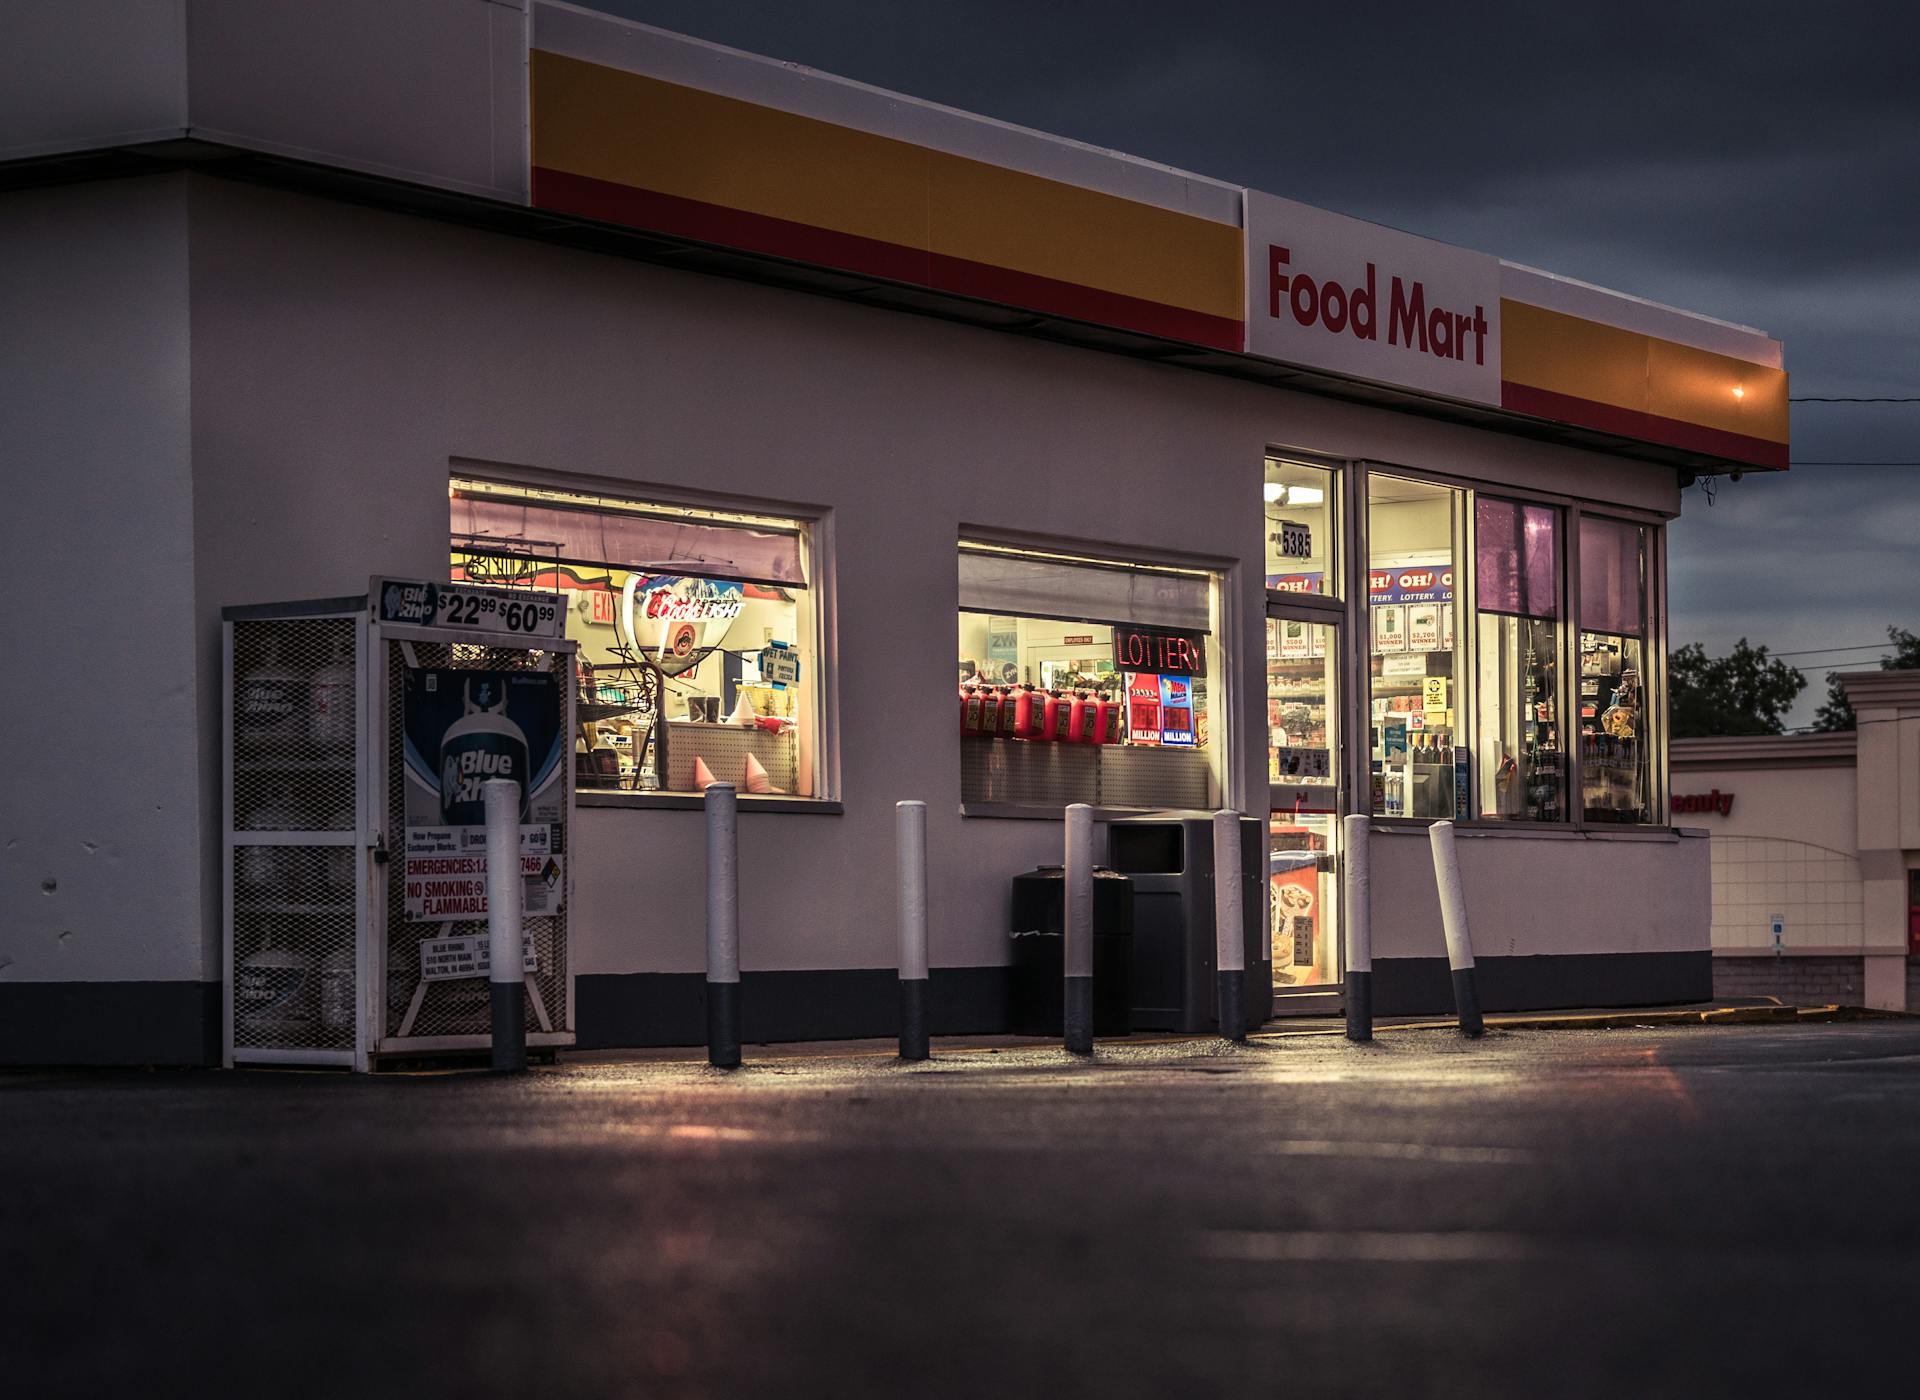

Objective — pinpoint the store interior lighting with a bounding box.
[1264,482,1326,507]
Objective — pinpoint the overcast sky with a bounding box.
[588,1,1919,724]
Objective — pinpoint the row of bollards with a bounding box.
[1341,814,1483,1041]
[480,778,1484,1074]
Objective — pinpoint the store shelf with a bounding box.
[579,701,650,723]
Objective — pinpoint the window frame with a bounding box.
[447,460,840,813]
[1573,510,1666,827]
[1469,493,1570,824]
[957,530,1238,819]
[1349,458,1672,833]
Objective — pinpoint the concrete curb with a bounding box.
[1288,1002,1918,1036]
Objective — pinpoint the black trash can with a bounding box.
[1107,813,1266,1033]
[1007,865,1134,1037]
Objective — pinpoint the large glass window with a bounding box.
[1366,475,1462,818]
[1474,497,1565,822]
[1264,457,1338,598]
[1579,516,1652,823]
[450,478,819,799]
[957,543,1220,810]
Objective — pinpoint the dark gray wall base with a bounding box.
[0,982,220,1067]
[1371,951,1711,1017]
[576,966,1011,1049]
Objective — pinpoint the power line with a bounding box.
[1787,460,1920,467]
[1790,396,1920,403]
[1768,642,1897,658]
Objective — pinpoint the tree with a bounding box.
[1811,625,1920,731]
[1668,638,1806,737]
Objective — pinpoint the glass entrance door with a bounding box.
[1266,611,1343,997]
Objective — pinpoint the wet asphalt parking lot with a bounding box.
[5,1020,1918,1398]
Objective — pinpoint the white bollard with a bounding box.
[706,783,741,1067]
[896,800,929,1061]
[483,778,526,1073]
[1063,803,1095,1054]
[1427,820,1484,1037]
[1342,814,1373,1042]
[1212,810,1246,1042]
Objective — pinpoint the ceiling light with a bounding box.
[1263,481,1285,503]
[1732,386,1745,400]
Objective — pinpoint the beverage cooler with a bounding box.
[223,581,576,1070]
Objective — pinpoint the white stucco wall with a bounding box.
[2,1,527,201]
[1367,829,1710,962]
[1,176,203,983]
[1677,765,1856,854]
[174,177,1688,983]
[0,0,188,161]
[1675,762,1868,954]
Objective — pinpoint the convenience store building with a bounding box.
[1,1,1792,1064]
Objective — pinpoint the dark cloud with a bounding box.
[587,1,1920,724]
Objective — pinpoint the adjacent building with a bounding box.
[1674,672,1920,1011]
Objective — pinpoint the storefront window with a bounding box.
[449,478,818,798]
[957,543,1219,810]
[1265,457,1338,598]
[1579,516,1652,822]
[1474,497,1565,822]
[1366,475,1462,818]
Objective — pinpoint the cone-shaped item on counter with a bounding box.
[744,752,782,795]
[693,757,719,790]
[727,693,756,726]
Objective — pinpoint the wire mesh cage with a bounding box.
[227,614,362,1063]
[233,616,359,832]
[231,846,358,1053]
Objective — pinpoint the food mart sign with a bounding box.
[1246,191,1501,406]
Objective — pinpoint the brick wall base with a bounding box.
[1712,955,1865,1006]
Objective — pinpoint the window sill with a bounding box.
[578,791,843,815]
[1365,819,1683,843]
[960,802,1191,822]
